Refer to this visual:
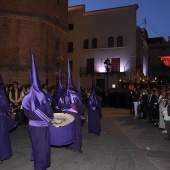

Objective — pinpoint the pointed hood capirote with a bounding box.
[30,49,42,90]
[88,75,98,106]
[58,67,63,90]
[22,50,50,111]
[59,58,81,105]
[52,67,63,105]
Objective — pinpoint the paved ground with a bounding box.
[1,108,170,170]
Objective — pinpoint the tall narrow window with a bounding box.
[84,39,89,49]
[86,58,94,73]
[111,58,120,72]
[92,38,97,49]
[68,42,73,53]
[117,36,123,47]
[68,23,74,30]
[108,37,114,47]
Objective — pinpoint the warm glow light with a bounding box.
[97,66,105,72]
[160,56,170,67]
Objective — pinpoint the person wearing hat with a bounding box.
[0,74,18,164]
[58,58,84,153]
[87,76,102,135]
[52,67,63,113]
[22,50,53,170]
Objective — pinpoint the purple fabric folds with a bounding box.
[52,67,63,112]
[0,74,18,161]
[87,76,98,107]
[22,85,50,111]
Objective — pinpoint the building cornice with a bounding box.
[68,5,85,12]
[68,4,138,16]
[0,9,68,35]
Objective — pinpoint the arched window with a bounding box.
[92,38,97,49]
[117,36,123,47]
[84,39,89,49]
[108,37,114,47]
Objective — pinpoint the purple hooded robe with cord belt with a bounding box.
[58,88,84,151]
[0,75,18,161]
[58,58,84,152]
[86,77,102,135]
[22,50,53,170]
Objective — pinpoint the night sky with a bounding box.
[69,0,170,41]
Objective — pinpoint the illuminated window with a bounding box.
[92,38,97,49]
[117,36,123,47]
[108,37,114,47]
[84,39,89,49]
[111,58,120,72]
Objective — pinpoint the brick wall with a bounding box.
[0,0,68,86]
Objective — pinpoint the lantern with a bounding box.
[160,56,170,67]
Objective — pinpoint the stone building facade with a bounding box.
[68,4,148,88]
[0,0,68,86]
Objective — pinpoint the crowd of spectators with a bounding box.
[3,81,170,140]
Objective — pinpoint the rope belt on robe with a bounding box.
[29,109,51,127]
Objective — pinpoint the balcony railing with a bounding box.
[80,67,125,74]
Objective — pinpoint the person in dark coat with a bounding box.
[52,67,63,113]
[0,74,18,164]
[87,76,102,135]
[22,50,53,170]
[140,89,149,121]
[58,58,84,153]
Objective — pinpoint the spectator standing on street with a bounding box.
[9,81,24,124]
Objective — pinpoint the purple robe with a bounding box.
[23,102,53,170]
[0,97,18,161]
[87,98,102,135]
[58,101,84,151]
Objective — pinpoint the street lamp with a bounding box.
[104,58,112,91]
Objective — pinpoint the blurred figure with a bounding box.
[159,90,167,130]
[133,89,140,118]
[140,89,149,122]
[0,74,18,164]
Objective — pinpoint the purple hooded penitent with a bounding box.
[88,75,98,106]
[59,58,82,105]
[22,49,53,170]
[0,74,18,161]
[22,50,50,111]
[52,67,63,112]
[58,58,84,152]
[87,76,101,135]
